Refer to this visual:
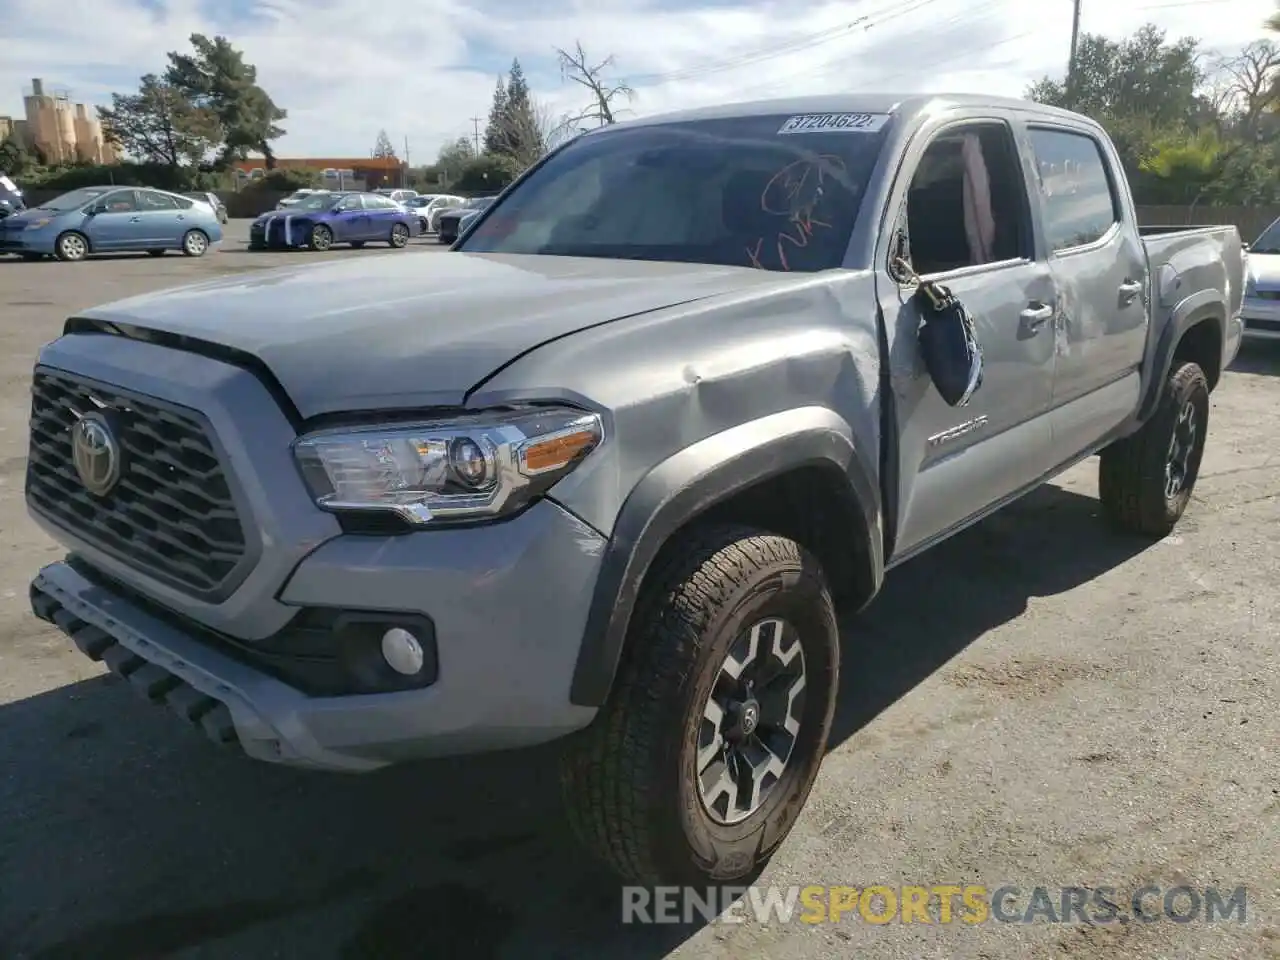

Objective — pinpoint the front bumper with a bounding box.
[31,497,606,772]
[248,215,309,249]
[1241,296,1280,340]
[0,229,51,253]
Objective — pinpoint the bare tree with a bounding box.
[555,42,635,128]
[1209,40,1280,136]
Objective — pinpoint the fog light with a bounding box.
[381,627,425,676]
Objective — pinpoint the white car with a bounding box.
[375,188,419,207]
[401,194,464,232]
[424,195,467,232]
[276,188,331,210]
[1241,216,1280,341]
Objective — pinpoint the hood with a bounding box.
[75,252,789,418]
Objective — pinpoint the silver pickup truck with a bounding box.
[25,93,1243,886]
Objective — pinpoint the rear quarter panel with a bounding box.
[1144,226,1244,387]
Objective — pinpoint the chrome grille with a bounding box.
[26,370,249,597]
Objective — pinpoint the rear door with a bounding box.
[1023,123,1149,454]
[365,194,399,238]
[133,189,188,245]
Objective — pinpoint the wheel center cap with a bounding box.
[739,701,759,737]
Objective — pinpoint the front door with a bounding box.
[332,195,368,241]
[80,189,143,251]
[876,116,1059,557]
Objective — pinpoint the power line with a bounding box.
[729,1,1012,97]
[623,0,949,87]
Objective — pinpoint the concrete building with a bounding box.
[0,79,117,165]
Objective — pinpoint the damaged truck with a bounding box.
[26,93,1243,885]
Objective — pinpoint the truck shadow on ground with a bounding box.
[2,483,1156,960]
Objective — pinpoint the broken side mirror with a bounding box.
[895,259,984,407]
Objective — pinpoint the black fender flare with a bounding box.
[1137,289,1226,423]
[568,406,884,707]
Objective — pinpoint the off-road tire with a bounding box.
[1099,360,1209,537]
[559,524,840,885]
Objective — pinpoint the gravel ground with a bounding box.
[0,237,1277,959]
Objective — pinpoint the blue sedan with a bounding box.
[248,191,420,251]
[0,186,223,261]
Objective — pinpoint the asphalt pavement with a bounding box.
[0,239,1277,959]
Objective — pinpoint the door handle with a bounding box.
[128,216,141,222]
[1020,303,1054,330]
[176,215,184,221]
[1118,280,1143,303]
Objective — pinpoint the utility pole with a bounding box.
[1066,0,1082,108]
[403,135,410,187]
[470,116,482,155]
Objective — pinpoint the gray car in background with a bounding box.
[25,93,1242,888]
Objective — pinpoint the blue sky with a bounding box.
[2,0,1275,164]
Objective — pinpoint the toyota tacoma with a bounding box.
[26,93,1244,886]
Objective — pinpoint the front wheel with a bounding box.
[1099,360,1209,537]
[560,524,839,885]
[308,224,333,251]
[389,223,410,248]
[181,230,209,257]
[54,231,89,262]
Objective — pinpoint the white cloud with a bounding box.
[0,0,1273,163]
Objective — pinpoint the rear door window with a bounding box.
[1026,127,1120,253]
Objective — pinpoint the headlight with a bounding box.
[293,406,603,524]
[25,218,51,230]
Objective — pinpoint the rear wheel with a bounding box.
[1099,360,1209,537]
[389,223,410,248]
[308,224,333,251]
[54,231,89,262]
[560,524,839,885]
[181,230,209,257]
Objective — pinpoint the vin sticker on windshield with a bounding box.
[777,113,889,134]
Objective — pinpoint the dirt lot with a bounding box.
[0,235,1277,960]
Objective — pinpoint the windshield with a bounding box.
[459,112,891,271]
[1252,217,1280,254]
[41,187,113,211]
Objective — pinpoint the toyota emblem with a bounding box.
[71,413,122,497]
